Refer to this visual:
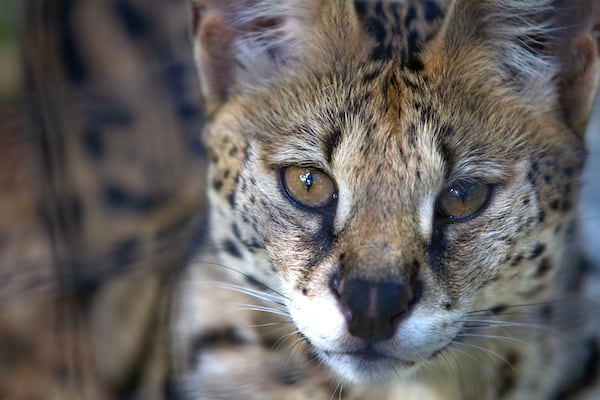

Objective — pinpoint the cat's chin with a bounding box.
[316,347,420,383]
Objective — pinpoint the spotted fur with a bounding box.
[176,0,600,399]
[3,0,205,398]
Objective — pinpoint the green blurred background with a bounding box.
[0,0,21,103]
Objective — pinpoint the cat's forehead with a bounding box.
[248,61,515,171]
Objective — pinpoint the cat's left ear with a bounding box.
[189,0,364,115]
[427,0,600,136]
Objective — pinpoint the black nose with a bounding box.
[332,276,414,342]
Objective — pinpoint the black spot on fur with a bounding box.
[538,210,545,223]
[563,167,574,177]
[363,17,388,60]
[404,54,424,72]
[550,199,560,210]
[405,30,423,71]
[222,239,243,259]
[114,0,152,37]
[424,1,443,21]
[527,171,535,185]
[496,351,520,397]
[405,6,416,26]
[113,238,140,268]
[232,223,242,241]
[510,254,523,267]
[543,174,552,183]
[59,0,88,82]
[190,326,247,357]
[531,161,539,171]
[104,184,166,212]
[227,191,235,207]
[534,258,552,278]
[83,129,105,158]
[529,243,546,260]
[212,179,223,191]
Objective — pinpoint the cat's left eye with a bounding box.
[436,182,492,221]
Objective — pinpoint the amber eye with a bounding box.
[281,166,337,209]
[436,182,492,221]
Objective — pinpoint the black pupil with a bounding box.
[300,170,313,191]
[450,184,472,202]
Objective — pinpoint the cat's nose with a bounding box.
[331,275,415,342]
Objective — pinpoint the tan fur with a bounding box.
[177,0,600,399]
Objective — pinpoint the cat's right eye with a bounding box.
[281,166,337,209]
[436,182,492,222]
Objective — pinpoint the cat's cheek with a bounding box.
[288,290,348,350]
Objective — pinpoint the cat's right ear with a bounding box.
[191,0,363,115]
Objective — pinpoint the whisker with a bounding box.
[194,279,286,306]
[445,346,490,394]
[451,341,516,373]
[460,319,557,334]
[265,326,303,357]
[457,332,531,348]
[231,303,290,317]
[192,260,289,300]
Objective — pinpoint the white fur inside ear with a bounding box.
[228,1,325,90]
[480,0,557,101]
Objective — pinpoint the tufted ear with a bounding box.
[426,0,600,136]
[190,0,363,115]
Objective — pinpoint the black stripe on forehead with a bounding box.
[272,122,344,166]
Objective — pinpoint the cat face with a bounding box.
[195,0,597,382]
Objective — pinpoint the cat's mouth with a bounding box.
[318,346,418,382]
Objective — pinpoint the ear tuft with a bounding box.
[429,0,600,135]
[192,0,358,114]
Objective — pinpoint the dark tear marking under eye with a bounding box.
[297,218,336,287]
